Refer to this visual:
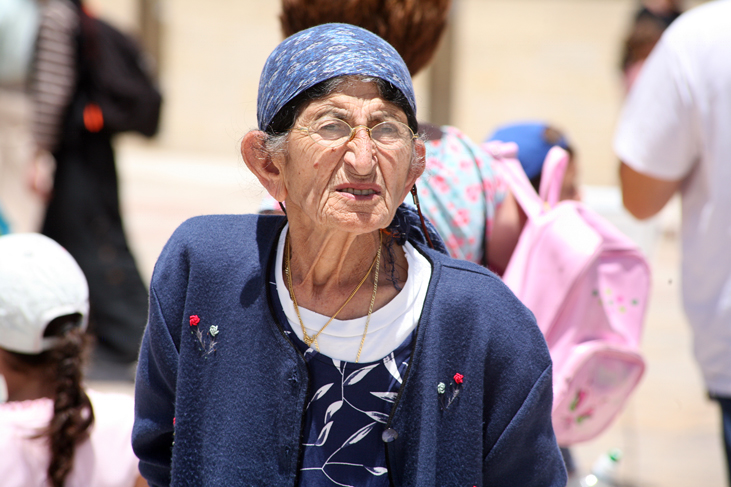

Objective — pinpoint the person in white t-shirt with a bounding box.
[0,233,145,487]
[613,1,731,483]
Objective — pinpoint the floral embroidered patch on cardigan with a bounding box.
[437,372,464,411]
[189,314,218,357]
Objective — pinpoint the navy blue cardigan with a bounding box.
[133,209,566,486]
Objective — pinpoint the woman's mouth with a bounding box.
[338,188,377,196]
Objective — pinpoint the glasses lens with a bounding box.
[311,119,351,147]
[371,121,412,149]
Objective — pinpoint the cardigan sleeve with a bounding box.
[482,362,567,486]
[132,227,191,487]
[476,269,567,486]
[132,285,178,487]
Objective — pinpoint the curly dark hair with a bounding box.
[280,0,452,76]
[6,314,94,487]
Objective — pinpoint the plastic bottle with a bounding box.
[579,448,622,487]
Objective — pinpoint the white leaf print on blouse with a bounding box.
[304,347,317,361]
[383,353,403,384]
[370,391,398,403]
[302,421,385,485]
[307,382,334,410]
[309,421,333,447]
[365,467,388,476]
[324,400,343,423]
[364,411,389,423]
[300,354,403,484]
[342,422,376,447]
[343,363,379,386]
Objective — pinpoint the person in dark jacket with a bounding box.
[29,0,149,376]
[132,23,566,486]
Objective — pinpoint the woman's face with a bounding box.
[277,81,423,234]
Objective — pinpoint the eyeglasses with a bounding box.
[292,118,417,150]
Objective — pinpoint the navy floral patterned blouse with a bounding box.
[269,275,412,486]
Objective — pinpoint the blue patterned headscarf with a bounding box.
[257,23,416,131]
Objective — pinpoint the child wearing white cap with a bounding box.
[0,233,145,487]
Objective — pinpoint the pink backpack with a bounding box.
[485,141,650,446]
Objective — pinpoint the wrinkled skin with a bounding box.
[242,79,425,318]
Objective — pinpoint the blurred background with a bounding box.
[2,0,722,485]
[70,0,699,273]
[91,0,695,183]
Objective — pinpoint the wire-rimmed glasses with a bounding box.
[292,118,417,150]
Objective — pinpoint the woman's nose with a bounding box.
[345,126,376,173]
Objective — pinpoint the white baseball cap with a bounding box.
[0,233,89,354]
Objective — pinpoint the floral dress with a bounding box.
[416,125,507,264]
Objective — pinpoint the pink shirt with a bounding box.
[0,389,139,487]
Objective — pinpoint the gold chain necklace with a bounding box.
[284,230,382,363]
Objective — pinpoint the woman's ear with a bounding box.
[241,131,287,201]
[402,139,426,200]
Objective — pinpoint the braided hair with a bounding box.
[5,314,94,487]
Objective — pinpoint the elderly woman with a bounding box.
[262,0,524,274]
[132,24,565,486]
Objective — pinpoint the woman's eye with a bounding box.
[320,121,345,132]
[316,121,348,139]
[320,122,339,131]
[373,123,401,139]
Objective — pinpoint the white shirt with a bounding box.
[613,0,731,395]
[275,224,432,363]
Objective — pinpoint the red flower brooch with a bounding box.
[188,314,218,357]
[437,372,464,411]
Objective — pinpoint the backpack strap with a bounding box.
[538,146,570,208]
[483,141,544,220]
